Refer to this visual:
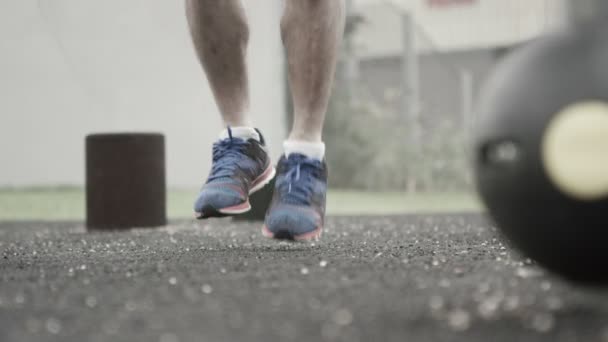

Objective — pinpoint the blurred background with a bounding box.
[0,0,568,220]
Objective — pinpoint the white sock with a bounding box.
[283,140,326,160]
[219,126,260,142]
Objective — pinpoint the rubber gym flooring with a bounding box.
[0,213,607,342]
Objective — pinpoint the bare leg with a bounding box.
[186,0,250,127]
[282,0,346,142]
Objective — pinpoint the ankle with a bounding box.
[287,129,322,143]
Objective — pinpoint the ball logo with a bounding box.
[542,101,608,201]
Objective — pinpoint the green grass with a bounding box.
[0,187,482,221]
[327,190,481,215]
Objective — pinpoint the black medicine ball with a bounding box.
[473,21,608,284]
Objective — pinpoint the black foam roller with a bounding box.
[86,133,167,230]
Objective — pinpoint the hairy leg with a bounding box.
[282,0,346,142]
[186,0,250,126]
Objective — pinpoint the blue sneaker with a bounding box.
[194,128,275,219]
[262,153,327,241]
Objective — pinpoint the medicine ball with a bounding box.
[473,21,608,283]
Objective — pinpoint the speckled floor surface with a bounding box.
[1,214,607,342]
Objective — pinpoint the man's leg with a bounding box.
[283,0,346,143]
[187,0,275,219]
[263,0,345,240]
[185,0,250,126]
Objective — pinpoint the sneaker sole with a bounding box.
[261,225,323,242]
[195,165,276,219]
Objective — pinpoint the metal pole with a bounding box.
[344,0,359,102]
[566,0,608,23]
[460,69,474,140]
[401,11,422,193]
[401,12,420,144]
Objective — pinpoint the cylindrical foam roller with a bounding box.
[86,133,166,230]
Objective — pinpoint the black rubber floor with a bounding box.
[1,213,607,342]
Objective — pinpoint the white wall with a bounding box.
[0,0,286,187]
[354,0,568,58]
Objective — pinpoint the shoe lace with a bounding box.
[208,138,252,182]
[277,155,323,205]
